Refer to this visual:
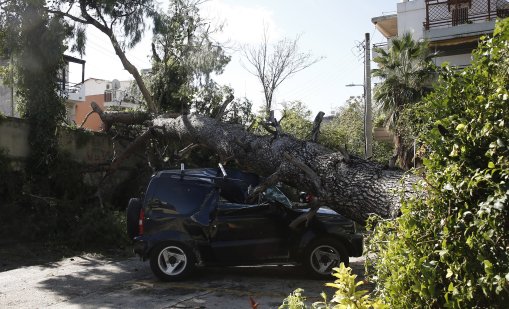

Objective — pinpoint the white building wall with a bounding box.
[83,78,111,95]
[81,78,132,96]
[397,0,426,40]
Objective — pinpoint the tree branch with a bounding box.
[79,110,97,128]
[261,122,277,136]
[215,94,234,120]
[78,1,157,112]
[106,128,155,175]
[247,169,282,203]
[283,152,325,197]
[289,198,321,229]
[310,111,325,142]
[47,9,89,24]
[177,143,201,159]
[90,102,151,131]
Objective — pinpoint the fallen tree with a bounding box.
[26,0,416,225]
[92,102,418,225]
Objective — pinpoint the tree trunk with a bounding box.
[77,2,157,113]
[101,112,418,224]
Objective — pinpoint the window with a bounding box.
[104,91,112,102]
[147,179,214,215]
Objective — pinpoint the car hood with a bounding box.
[295,207,355,230]
[295,207,350,220]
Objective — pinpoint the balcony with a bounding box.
[104,89,139,109]
[424,0,508,30]
[65,82,85,102]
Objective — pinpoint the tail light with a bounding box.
[138,208,145,236]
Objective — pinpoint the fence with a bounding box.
[425,0,508,29]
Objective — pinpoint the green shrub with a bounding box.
[0,148,19,202]
[366,19,509,308]
[0,149,128,250]
[279,264,386,309]
[67,205,129,249]
[279,288,308,309]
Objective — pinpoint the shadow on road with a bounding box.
[1,246,367,308]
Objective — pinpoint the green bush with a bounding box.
[0,150,129,250]
[0,148,21,203]
[366,19,509,308]
[279,264,386,309]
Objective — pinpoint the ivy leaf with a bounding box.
[483,260,493,275]
[446,269,454,278]
[448,282,455,292]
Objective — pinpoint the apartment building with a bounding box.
[69,78,138,131]
[372,0,509,67]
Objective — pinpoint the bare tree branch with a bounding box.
[177,143,201,159]
[242,27,323,114]
[79,110,97,128]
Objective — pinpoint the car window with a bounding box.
[147,179,214,215]
[264,186,293,208]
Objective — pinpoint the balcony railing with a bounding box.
[424,0,509,30]
[58,82,83,100]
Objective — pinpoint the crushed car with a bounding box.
[126,167,363,281]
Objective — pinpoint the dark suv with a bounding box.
[127,168,363,281]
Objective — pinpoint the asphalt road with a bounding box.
[0,253,366,308]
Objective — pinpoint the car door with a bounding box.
[208,202,290,263]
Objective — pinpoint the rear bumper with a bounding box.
[133,238,149,260]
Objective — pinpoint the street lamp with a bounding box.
[345,83,372,159]
[345,83,363,87]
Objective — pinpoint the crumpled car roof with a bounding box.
[154,168,261,204]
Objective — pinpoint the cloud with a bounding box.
[201,0,282,45]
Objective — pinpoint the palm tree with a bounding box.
[372,32,436,169]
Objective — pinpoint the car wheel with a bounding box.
[150,243,195,281]
[126,198,142,240]
[304,237,349,278]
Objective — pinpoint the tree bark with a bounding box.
[98,111,418,224]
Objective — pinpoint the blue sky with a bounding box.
[70,0,398,116]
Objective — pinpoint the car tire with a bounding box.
[126,198,142,240]
[303,237,349,279]
[150,242,195,281]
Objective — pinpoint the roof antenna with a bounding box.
[218,163,227,178]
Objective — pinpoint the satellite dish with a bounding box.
[111,79,121,90]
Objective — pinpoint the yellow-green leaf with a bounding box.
[446,269,453,278]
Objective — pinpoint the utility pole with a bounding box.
[364,33,373,159]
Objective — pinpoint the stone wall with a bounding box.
[0,116,114,165]
[0,116,150,207]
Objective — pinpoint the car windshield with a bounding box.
[264,186,293,208]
